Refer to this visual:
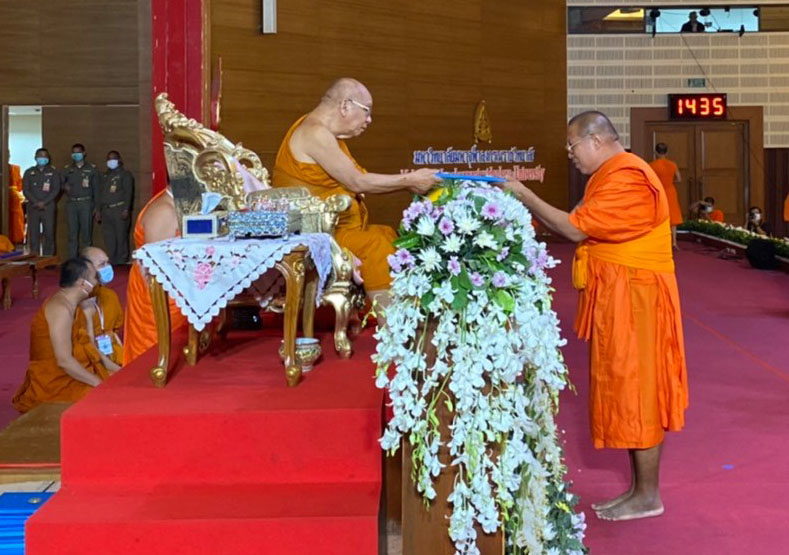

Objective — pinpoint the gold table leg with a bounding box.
[302,260,318,339]
[275,249,306,387]
[149,276,171,387]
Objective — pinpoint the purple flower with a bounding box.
[470,272,484,287]
[448,256,461,276]
[481,202,503,220]
[438,218,455,235]
[492,271,509,288]
[395,248,416,268]
[387,253,402,273]
[496,246,510,262]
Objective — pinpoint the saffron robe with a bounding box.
[12,301,110,413]
[0,235,13,253]
[8,164,26,245]
[648,158,683,226]
[709,209,724,222]
[272,115,396,290]
[74,287,125,366]
[122,190,187,365]
[569,152,689,449]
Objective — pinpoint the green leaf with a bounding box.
[421,290,435,309]
[451,289,469,311]
[458,268,473,290]
[444,397,454,412]
[393,232,420,249]
[495,290,515,313]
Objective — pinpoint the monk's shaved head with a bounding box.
[80,246,109,269]
[568,111,620,142]
[322,78,370,104]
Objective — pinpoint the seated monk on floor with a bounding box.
[123,186,187,365]
[76,246,124,368]
[273,77,440,312]
[12,257,111,413]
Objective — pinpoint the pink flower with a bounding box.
[205,245,215,256]
[387,253,402,273]
[194,262,213,289]
[470,272,484,287]
[395,248,416,268]
[481,202,503,220]
[448,256,461,276]
[492,271,509,288]
[438,218,455,236]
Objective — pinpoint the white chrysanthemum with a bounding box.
[441,233,463,254]
[474,230,497,250]
[418,246,441,272]
[416,215,436,236]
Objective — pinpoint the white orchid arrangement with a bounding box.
[373,180,586,555]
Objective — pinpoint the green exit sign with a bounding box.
[687,78,706,88]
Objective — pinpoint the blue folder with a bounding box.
[435,172,506,183]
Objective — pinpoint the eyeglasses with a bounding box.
[347,98,372,115]
[566,136,590,153]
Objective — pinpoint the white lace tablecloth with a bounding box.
[133,234,334,331]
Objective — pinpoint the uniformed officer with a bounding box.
[62,143,100,259]
[98,150,134,264]
[22,148,61,256]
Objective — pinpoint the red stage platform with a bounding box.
[26,328,384,554]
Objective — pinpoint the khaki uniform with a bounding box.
[22,165,61,256]
[63,161,100,259]
[99,166,134,264]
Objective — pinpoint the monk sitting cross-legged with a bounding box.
[12,257,111,413]
[122,187,187,365]
[273,78,441,315]
[504,111,688,522]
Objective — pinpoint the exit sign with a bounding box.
[687,78,706,88]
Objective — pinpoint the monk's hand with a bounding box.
[501,180,533,205]
[406,168,442,195]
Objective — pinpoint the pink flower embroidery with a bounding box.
[205,245,215,256]
[194,262,213,289]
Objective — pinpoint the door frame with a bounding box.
[631,106,764,213]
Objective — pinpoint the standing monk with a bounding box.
[273,78,440,309]
[649,143,683,248]
[123,187,187,365]
[8,164,26,245]
[504,111,688,521]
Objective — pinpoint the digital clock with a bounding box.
[668,93,727,120]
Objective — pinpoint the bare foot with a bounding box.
[591,488,634,511]
[595,494,664,522]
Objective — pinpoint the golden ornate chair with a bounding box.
[154,93,363,360]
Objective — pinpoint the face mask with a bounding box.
[97,265,114,285]
[107,159,119,170]
[36,157,49,166]
[751,213,761,222]
[72,152,85,162]
[705,206,713,213]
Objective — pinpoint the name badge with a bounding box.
[82,177,90,188]
[109,184,117,193]
[96,334,113,355]
[42,181,50,193]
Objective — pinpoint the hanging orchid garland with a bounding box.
[373,180,587,555]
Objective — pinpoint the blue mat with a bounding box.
[0,493,54,555]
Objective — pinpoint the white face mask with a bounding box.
[107,159,119,170]
[705,206,713,213]
[751,213,761,222]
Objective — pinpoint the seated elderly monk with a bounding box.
[273,77,440,308]
[123,186,187,365]
[75,246,124,368]
[12,257,111,413]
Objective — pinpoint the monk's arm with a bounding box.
[305,126,439,195]
[46,303,103,387]
[142,201,178,244]
[504,181,588,242]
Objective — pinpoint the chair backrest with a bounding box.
[154,93,270,230]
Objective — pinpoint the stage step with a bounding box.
[27,481,380,555]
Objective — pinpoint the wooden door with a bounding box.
[696,122,748,225]
[644,124,695,216]
[1,106,8,237]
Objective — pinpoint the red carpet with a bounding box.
[25,328,383,554]
[554,240,789,554]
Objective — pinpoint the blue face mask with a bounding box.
[35,157,49,166]
[97,265,114,285]
[72,152,85,162]
[107,159,119,170]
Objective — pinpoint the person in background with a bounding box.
[22,148,60,256]
[648,143,683,249]
[691,196,724,222]
[76,246,124,368]
[8,163,26,245]
[745,206,772,236]
[12,257,111,413]
[63,143,100,259]
[681,11,706,33]
[98,150,134,264]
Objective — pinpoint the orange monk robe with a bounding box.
[569,152,688,450]
[12,301,110,413]
[8,164,26,245]
[272,116,396,291]
[0,235,13,253]
[122,190,187,365]
[783,194,789,222]
[648,158,683,226]
[709,209,724,222]
[74,287,125,366]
